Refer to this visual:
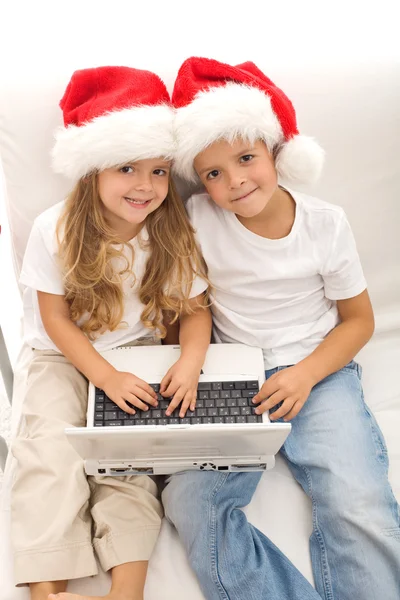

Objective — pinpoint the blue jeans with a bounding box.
[162,362,400,600]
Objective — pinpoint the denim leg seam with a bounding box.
[282,446,334,600]
[208,473,231,600]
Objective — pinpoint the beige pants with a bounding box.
[11,341,163,586]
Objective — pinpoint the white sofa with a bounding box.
[0,3,399,598]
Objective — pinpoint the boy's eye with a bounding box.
[120,166,133,174]
[240,154,254,163]
[153,169,168,176]
[206,170,220,180]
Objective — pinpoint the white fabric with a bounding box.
[188,190,367,369]
[20,201,207,352]
[0,3,399,597]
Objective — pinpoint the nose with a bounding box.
[133,173,153,193]
[227,170,246,190]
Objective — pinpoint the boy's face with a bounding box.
[194,138,278,218]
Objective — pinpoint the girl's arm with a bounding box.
[37,291,157,412]
[160,293,212,417]
[253,289,374,421]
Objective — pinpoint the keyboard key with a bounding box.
[230,407,240,416]
[157,419,169,425]
[96,393,105,401]
[150,383,160,392]
[210,391,220,399]
[197,409,207,417]
[94,420,103,427]
[198,383,211,391]
[196,399,204,408]
[224,416,236,424]
[179,418,190,425]
[226,399,237,407]
[222,382,235,390]
[238,398,249,407]
[147,419,157,426]
[246,416,258,423]
[135,420,146,426]
[124,420,136,426]
[141,411,151,419]
[213,417,225,424]
[241,406,251,415]
[235,416,247,424]
[95,412,103,420]
[190,417,202,425]
[216,399,226,408]
[205,399,215,408]
[212,382,222,391]
[199,391,209,400]
[169,418,179,424]
[105,411,118,420]
[246,381,259,389]
[207,408,219,417]
[202,417,214,424]
[159,400,169,409]
[220,391,231,399]
[242,390,258,398]
[106,402,116,411]
[118,411,128,420]
[105,420,122,426]
[234,381,246,390]
[186,410,196,417]
[95,403,104,411]
[151,410,162,419]
[218,408,229,417]
[231,390,242,398]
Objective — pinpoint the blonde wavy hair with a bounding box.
[56,172,209,340]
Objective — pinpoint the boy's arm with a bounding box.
[300,289,374,383]
[254,289,374,421]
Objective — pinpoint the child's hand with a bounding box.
[252,364,316,421]
[160,357,202,417]
[102,370,158,414]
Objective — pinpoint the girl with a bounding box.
[162,57,400,600]
[11,66,211,600]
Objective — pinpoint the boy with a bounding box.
[162,57,400,600]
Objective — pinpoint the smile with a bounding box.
[124,197,152,208]
[233,188,258,202]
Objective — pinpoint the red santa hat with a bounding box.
[52,65,175,181]
[172,57,324,184]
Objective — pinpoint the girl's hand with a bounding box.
[252,364,316,421]
[101,370,158,414]
[160,356,203,417]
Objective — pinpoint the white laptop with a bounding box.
[65,343,291,475]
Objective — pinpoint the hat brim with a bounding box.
[52,104,175,181]
[174,83,324,185]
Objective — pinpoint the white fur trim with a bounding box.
[52,104,175,180]
[276,135,325,185]
[174,83,283,182]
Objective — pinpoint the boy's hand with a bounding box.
[252,364,316,421]
[160,356,203,417]
[101,371,158,414]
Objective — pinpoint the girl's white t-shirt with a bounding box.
[20,201,207,352]
[186,190,367,370]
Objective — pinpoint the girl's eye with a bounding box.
[240,154,254,163]
[206,170,220,180]
[153,169,168,176]
[120,166,133,174]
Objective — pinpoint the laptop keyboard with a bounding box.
[93,381,263,427]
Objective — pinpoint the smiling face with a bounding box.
[194,138,279,219]
[97,157,171,239]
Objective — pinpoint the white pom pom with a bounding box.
[276,135,325,185]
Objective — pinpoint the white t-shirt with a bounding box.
[20,201,207,352]
[186,190,367,370]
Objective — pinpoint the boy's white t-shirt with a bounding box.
[20,201,207,352]
[186,190,367,370]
